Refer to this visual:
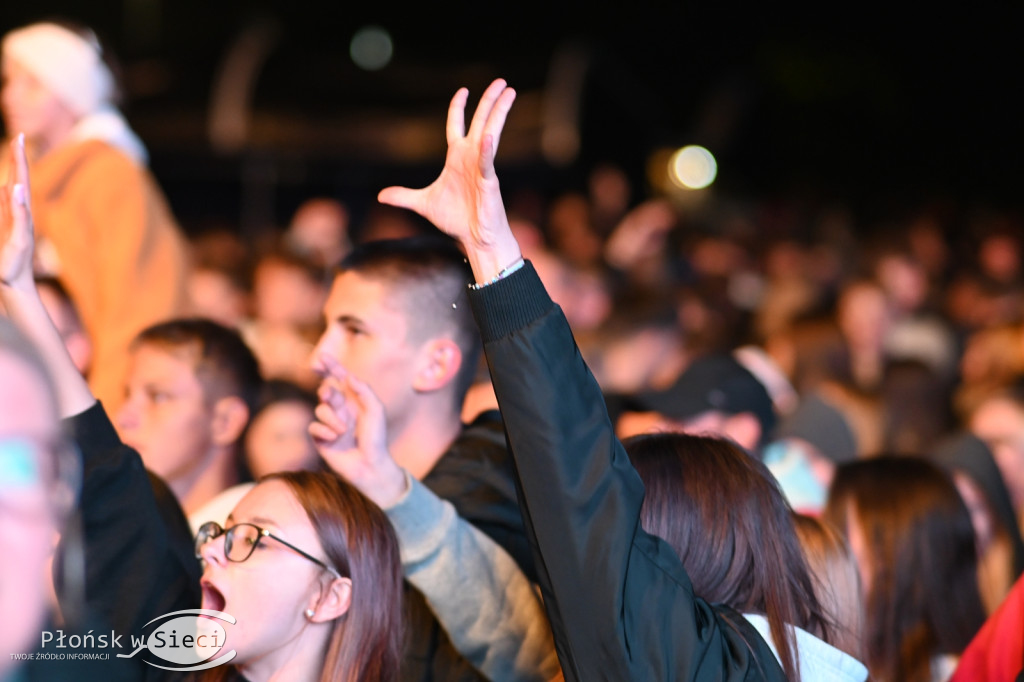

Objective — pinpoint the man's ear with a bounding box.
[411,339,462,393]
[210,396,250,447]
[308,577,353,623]
[722,412,762,453]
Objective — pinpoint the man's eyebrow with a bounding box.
[335,314,369,328]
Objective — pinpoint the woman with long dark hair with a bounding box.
[826,456,986,682]
[626,433,834,677]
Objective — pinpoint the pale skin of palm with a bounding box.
[378,78,524,284]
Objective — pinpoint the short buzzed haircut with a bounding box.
[337,236,481,401]
[132,318,263,413]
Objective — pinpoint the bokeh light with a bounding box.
[669,145,718,190]
[350,26,393,71]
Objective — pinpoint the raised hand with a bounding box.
[309,354,408,508]
[0,134,35,292]
[377,79,522,283]
[603,199,678,270]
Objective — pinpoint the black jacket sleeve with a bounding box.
[59,402,200,680]
[468,262,785,682]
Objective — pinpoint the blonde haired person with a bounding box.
[1,21,189,412]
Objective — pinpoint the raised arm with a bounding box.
[1,135,200,668]
[311,356,560,682]
[378,80,786,682]
[0,134,92,417]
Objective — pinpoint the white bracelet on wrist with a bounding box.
[469,257,525,290]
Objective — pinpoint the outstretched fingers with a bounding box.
[446,87,469,144]
[1,135,33,284]
[477,87,516,177]
[466,79,508,141]
[377,185,423,213]
[13,134,29,195]
[482,86,516,151]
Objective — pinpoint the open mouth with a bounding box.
[200,579,227,614]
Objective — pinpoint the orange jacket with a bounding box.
[22,139,189,412]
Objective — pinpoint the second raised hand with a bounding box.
[311,357,408,509]
[377,78,523,283]
[1,134,36,292]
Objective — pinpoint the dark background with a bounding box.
[2,3,1021,234]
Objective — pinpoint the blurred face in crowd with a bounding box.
[312,271,422,429]
[978,234,1021,285]
[0,58,76,151]
[245,401,318,479]
[970,396,1024,511]
[116,343,215,483]
[876,254,928,314]
[0,350,60,674]
[287,198,350,267]
[253,259,325,328]
[186,268,249,329]
[837,282,889,350]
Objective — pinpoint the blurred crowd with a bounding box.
[3,18,1024,682]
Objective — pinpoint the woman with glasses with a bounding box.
[2,134,404,682]
[193,471,403,682]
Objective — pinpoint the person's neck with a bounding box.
[239,630,329,682]
[28,123,75,161]
[172,447,240,516]
[389,406,463,480]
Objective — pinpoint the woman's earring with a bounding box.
[305,608,315,619]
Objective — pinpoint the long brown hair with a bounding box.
[625,432,831,682]
[792,514,864,660]
[268,470,404,682]
[825,456,985,682]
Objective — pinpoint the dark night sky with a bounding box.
[2,3,1022,227]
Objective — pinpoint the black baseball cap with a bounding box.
[630,354,777,439]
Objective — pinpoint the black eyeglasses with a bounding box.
[194,521,343,579]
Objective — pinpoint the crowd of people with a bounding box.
[2,18,1024,682]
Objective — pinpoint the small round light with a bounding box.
[350,26,393,71]
[669,145,718,190]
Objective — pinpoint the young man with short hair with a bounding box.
[116,318,261,519]
[311,236,536,681]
